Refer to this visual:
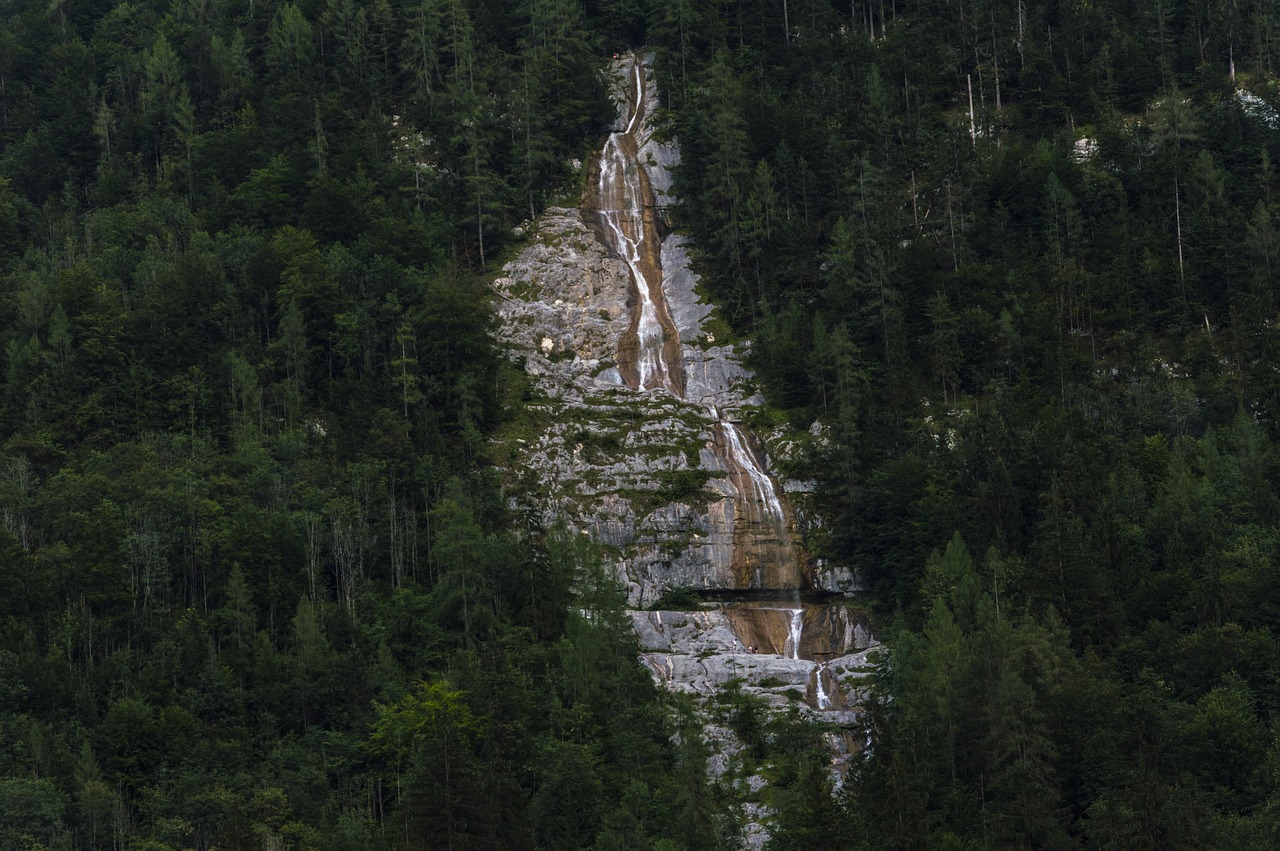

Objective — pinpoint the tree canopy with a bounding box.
[5,0,1280,847]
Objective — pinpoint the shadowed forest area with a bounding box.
[3,0,1280,847]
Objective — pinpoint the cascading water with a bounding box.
[597,139,670,391]
[592,56,802,591]
[783,608,804,660]
[590,56,684,396]
[717,414,804,591]
[721,420,785,525]
[624,60,642,136]
[814,663,832,710]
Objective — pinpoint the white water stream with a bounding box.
[624,60,643,135]
[814,663,832,710]
[595,59,677,394]
[783,608,803,660]
[720,419,785,524]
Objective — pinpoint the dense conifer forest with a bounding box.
[3,0,1280,847]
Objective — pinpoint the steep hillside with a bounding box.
[493,52,876,843]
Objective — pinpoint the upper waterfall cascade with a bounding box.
[589,57,685,397]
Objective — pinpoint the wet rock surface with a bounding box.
[494,210,823,605]
[630,605,878,849]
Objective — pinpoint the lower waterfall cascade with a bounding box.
[784,608,803,660]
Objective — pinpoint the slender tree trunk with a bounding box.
[911,170,919,230]
[967,74,977,145]
[1175,177,1185,285]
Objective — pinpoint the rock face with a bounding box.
[492,52,876,844]
[492,47,867,629]
[494,51,864,589]
[719,601,875,661]
[493,182,853,604]
[630,608,875,718]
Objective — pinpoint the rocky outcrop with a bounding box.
[630,607,875,711]
[494,206,819,605]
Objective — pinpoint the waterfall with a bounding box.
[592,55,683,397]
[589,56,851,703]
[624,60,643,135]
[720,419,785,525]
[783,608,803,660]
[597,141,669,391]
[717,411,802,590]
[814,663,832,710]
[592,57,803,591]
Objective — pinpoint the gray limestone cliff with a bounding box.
[492,205,858,606]
[491,52,877,845]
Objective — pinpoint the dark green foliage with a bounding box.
[650,586,702,611]
[0,1,735,847]
[8,0,1280,845]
